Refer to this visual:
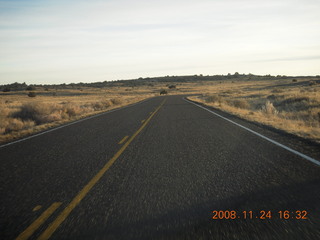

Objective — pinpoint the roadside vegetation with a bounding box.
[187,77,320,143]
[0,87,156,144]
[1,73,320,144]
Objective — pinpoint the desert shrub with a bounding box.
[276,97,313,112]
[232,99,250,109]
[279,97,310,105]
[102,100,112,109]
[206,95,221,103]
[307,111,320,126]
[160,90,167,95]
[0,106,10,118]
[0,107,10,133]
[110,98,123,105]
[309,81,316,86]
[28,92,36,97]
[261,101,278,115]
[13,104,39,122]
[13,103,62,124]
[292,79,297,82]
[0,118,35,134]
[92,102,104,111]
[91,101,111,111]
[168,85,176,89]
[272,89,284,93]
[5,119,35,132]
[7,118,24,131]
[65,104,82,117]
[45,112,63,122]
[267,95,276,101]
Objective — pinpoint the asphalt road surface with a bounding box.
[1,95,320,240]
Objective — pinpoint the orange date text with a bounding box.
[211,210,308,220]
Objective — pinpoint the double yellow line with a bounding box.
[16,202,62,240]
[16,98,166,240]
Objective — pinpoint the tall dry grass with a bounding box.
[1,77,320,144]
[187,78,320,142]
[0,87,155,144]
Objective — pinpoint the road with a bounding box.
[1,95,320,240]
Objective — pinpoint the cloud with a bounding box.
[0,0,320,84]
[256,55,320,63]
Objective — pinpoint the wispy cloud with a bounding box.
[256,55,320,63]
[0,0,320,84]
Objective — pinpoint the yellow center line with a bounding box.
[37,98,166,240]
[118,136,129,145]
[16,202,62,240]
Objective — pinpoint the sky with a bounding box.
[0,0,320,85]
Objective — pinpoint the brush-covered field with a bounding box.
[188,77,320,143]
[0,86,158,144]
[1,76,320,144]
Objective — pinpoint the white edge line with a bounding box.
[184,98,320,167]
[0,97,154,148]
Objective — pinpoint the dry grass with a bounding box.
[0,86,156,144]
[186,77,320,143]
[1,76,320,144]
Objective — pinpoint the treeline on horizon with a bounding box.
[1,73,318,92]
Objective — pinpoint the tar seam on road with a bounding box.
[15,202,62,240]
[185,98,320,167]
[36,98,166,240]
[33,205,42,212]
[0,97,154,149]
